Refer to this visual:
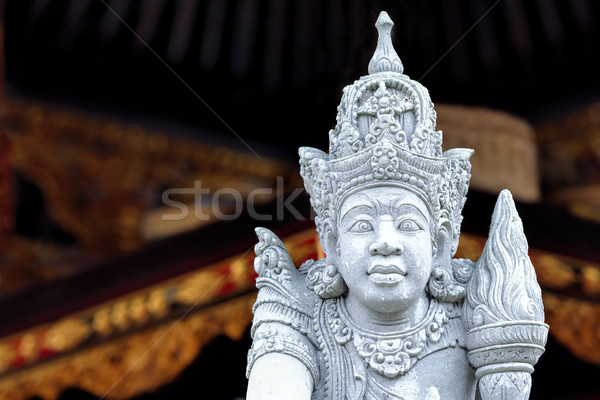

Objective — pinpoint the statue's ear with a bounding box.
[434,220,453,270]
[324,232,339,262]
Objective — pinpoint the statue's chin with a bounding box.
[364,299,414,316]
[348,288,423,317]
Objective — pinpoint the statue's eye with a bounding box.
[398,219,421,232]
[349,220,373,232]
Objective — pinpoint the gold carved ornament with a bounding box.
[0,230,318,399]
[4,99,298,255]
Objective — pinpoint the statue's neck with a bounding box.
[343,292,430,333]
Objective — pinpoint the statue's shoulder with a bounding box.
[252,228,318,325]
[247,228,320,382]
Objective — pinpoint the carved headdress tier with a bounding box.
[299,11,473,253]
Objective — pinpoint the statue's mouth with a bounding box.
[367,264,406,285]
[368,264,406,275]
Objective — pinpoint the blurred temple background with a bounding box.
[1,0,600,399]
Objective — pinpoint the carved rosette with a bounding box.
[463,190,548,400]
[371,141,400,179]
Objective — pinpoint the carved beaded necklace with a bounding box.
[322,297,463,379]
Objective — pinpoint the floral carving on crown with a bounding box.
[299,12,473,255]
[328,77,442,160]
[371,141,400,179]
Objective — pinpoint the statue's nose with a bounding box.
[369,240,403,256]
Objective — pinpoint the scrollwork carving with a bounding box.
[306,259,348,299]
[322,298,459,380]
[427,267,465,303]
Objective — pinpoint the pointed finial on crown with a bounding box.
[368,11,404,74]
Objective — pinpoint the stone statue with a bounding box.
[246,11,547,400]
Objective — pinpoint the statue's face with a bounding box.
[335,187,434,314]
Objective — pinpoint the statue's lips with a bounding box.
[367,264,406,285]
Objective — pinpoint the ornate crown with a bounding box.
[299,11,473,255]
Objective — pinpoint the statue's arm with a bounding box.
[246,228,318,399]
[246,330,314,400]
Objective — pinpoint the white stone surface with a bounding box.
[247,353,313,400]
[246,11,547,400]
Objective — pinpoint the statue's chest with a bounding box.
[313,299,474,400]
